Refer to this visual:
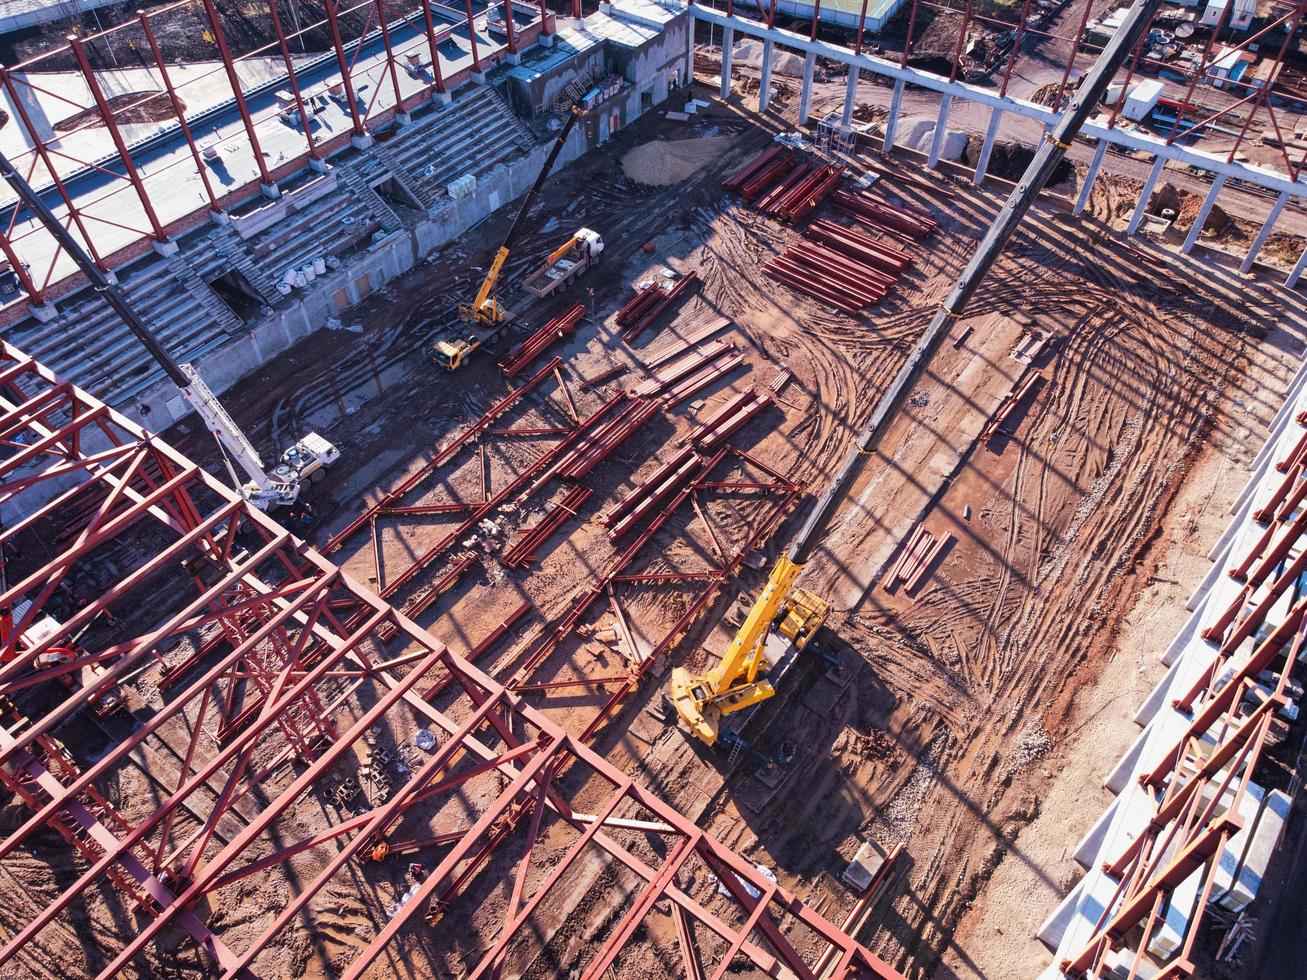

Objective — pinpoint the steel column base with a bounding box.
[351,132,375,150]
[208,209,230,226]
[28,302,58,322]
[260,183,281,200]
[152,238,179,257]
[432,90,453,106]
[308,157,331,174]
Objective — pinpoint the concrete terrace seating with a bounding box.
[8,252,239,402]
[377,84,536,209]
[235,190,385,286]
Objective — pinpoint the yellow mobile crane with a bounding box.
[434,105,586,370]
[669,0,1163,753]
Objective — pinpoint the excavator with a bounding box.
[434,104,589,370]
[669,0,1162,753]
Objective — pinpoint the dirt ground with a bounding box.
[8,64,1307,978]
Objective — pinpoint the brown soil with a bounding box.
[7,77,1303,980]
[54,90,182,133]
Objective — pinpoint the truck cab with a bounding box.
[273,432,339,485]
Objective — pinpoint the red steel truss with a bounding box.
[1056,412,1307,978]
[0,342,902,976]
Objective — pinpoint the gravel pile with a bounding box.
[621,136,734,186]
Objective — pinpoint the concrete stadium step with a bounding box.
[233,191,387,287]
[8,254,231,403]
[335,165,405,232]
[375,83,537,208]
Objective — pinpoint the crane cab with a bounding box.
[670,586,830,747]
[433,338,479,371]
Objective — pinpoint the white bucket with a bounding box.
[276,281,293,296]
[313,257,327,275]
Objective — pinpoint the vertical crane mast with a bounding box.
[671,0,1167,747]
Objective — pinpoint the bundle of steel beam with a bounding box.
[756,161,817,214]
[769,165,843,223]
[619,272,699,342]
[502,485,593,568]
[683,387,774,452]
[606,449,703,540]
[980,371,1042,444]
[642,315,733,370]
[498,302,585,376]
[632,337,742,402]
[615,282,663,327]
[764,239,896,313]
[884,525,951,593]
[830,189,939,239]
[602,445,698,530]
[556,398,660,480]
[722,144,787,191]
[806,219,913,274]
[738,150,798,201]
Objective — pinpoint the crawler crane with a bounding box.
[670,0,1164,751]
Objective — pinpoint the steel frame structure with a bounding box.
[0,0,554,307]
[1038,393,1307,978]
[319,348,805,746]
[0,342,901,976]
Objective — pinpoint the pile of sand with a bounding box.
[731,38,805,77]
[621,136,734,186]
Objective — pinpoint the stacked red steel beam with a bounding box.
[556,397,661,480]
[772,166,844,223]
[756,160,817,214]
[604,446,702,540]
[498,302,585,376]
[806,219,912,275]
[632,337,745,407]
[502,485,593,568]
[616,272,699,342]
[980,372,1042,444]
[737,150,798,201]
[764,238,897,314]
[722,144,787,191]
[884,525,951,593]
[682,387,774,452]
[831,189,939,239]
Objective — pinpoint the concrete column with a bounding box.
[152,238,179,257]
[1182,174,1226,254]
[1286,243,1307,289]
[841,65,859,129]
[883,78,905,153]
[759,39,774,113]
[1240,189,1291,273]
[1073,139,1108,216]
[684,12,694,87]
[973,105,1002,185]
[720,25,734,99]
[260,182,281,199]
[1126,156,1165,236]
[927,94,952,169]
[798,51,816,126]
